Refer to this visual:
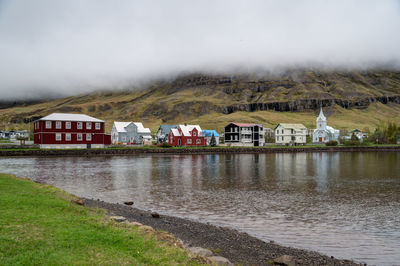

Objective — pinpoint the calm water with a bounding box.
[0,152,399,265]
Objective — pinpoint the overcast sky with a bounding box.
[0,0,400,99]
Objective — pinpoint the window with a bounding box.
[66,122,71,129]
[77,133,82,141]
[86,122,92,130]
[187,139,192,144]
[86,133,92,141]
[56,133,61,141]
[56,121,61,129]
[46,121,52,129]
[95,122,100,130]
[291,129,294,134]
[281,129,284,134]
[66,133,71,141]
[193,132,196,136]
[196,139,201,144]
[77,122,82,129]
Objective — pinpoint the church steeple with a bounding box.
[317,107,327,130]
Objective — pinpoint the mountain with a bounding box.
[1,70,400,133]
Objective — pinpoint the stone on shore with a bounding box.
[123,201,134,205]
[128,221,143,227]
[208,256,233,265]
[71,198,84,205]
[151,212,160,218]
[274,255,296,266]
[140,225,155,232]
[109,216,127,222]
[188,247,213,257]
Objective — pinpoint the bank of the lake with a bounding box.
[0,144,399,157]
[0,173,203,265]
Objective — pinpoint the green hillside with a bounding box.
[1,70,400,133]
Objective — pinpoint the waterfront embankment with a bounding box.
[0,145,399,157]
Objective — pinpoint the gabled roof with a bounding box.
[179,124,202,137]
[170,128,181,136]
[229,123,263,127]
[317,107,326,122]
[158,125,178,134]
[39,113,104,122]
[113,122,132,133]
[202,130,219,137]
[275,123,307,130]
[133,122,151,134]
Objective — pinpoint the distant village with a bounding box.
[0,108,386,149]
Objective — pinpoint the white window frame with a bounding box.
[86,133,92,141]
[56,133,61,141]
[86,122,92,130]
[66,122,71,129]
[66,133,71,141]
[196,139,201,144]
[56,121,62,129]
[46,121,52,129]
[77,133,82,141]
[77,122,82,130]
[95,122,100,130]
[193,131,197,136]
[187,139,192,144]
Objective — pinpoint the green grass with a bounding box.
[0,173,202,265]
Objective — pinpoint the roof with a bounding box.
[179,124,202,137]
[39,113,104,122]
[202,130,219,137]
[171,128,181,136]
[229,123,263,127]
[133,122,151,134]
[158,125,178,134]
[275,123,307,130]
[113,122,132,133]
[317,108,326,121]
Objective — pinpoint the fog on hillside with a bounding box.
[0,0,400,99]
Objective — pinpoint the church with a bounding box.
[313,108,340,143]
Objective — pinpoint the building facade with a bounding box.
[275,123,307,145]
[224,123,265,146]
[33,113,111,149]
[156,125,178,144]
[111,122,152,145]
[168,124,206,147]
[312,108,340,143]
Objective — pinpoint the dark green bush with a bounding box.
[157,142,172,148]
[325,140,338,146]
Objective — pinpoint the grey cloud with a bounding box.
[0,0,399,99]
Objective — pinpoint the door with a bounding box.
[178,139,181,147]
[254,141,259,147]
[319,137,322,142]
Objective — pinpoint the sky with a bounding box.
[0,0,400,100]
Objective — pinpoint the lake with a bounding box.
[0,152,399,265]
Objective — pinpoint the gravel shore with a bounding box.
[84,199,362,266]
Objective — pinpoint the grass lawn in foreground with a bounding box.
[0,173,201,265]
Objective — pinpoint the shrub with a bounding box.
[157,142,172,148]
[325,140,338,146]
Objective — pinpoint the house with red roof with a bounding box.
[224,123,265,146]
[34,113,111,149]
[168,124,206,147]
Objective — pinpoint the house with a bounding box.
[33,113,111,149]
[313,108,340,143]
[224,123,265,146]
[275,123,307,145]
[156,125,178,144]
[168,124,206,146]
[202,130,219,146]
[111,122,152,145]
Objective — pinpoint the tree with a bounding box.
[210,134,217,147]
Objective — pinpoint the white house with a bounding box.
[111,122,152,145]
[312,108,340,143]
[224,123,265,146]
[275,123,307,145]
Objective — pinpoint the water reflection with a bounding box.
[0,152,399,265]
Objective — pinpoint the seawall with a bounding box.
[0,145,399,157]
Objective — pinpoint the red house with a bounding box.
[168,124,206,147]
[34,113,111,149]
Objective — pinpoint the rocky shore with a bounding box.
[84,199,362,266]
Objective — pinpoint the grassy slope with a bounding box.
[0,173,200,265]
[1,71,400,133]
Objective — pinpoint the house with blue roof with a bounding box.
[202,130,219,146]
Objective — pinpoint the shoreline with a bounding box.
[84,198,361,266]
[0,145,399,157]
